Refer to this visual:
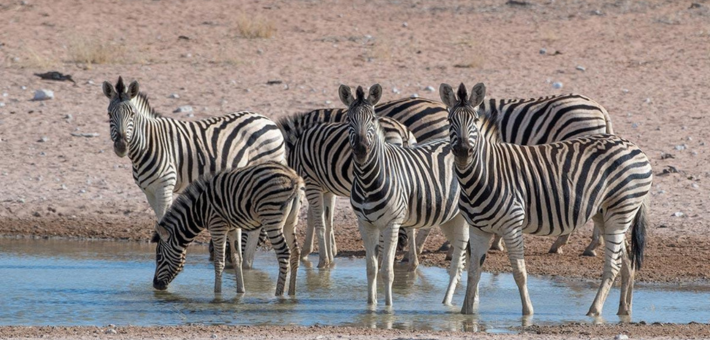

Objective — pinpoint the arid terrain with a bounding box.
[1,0,709,338]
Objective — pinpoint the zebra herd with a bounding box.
[102,76,651,317]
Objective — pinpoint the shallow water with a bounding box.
[0,238,707,332]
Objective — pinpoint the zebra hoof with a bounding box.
[582,249,597,257]
[548,247,563,254]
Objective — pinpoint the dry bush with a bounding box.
[67,37,126,65]
[234,13,275,39]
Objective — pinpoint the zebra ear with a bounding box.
[338,85,355,107]
[367,84,382,106]
[469,83,486,107]
[439,83,457,108]
[155,223,169,242]
[102,81,116,99]
[127,81,140,99]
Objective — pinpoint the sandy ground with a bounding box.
[1,0,710,338]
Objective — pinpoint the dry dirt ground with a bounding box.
[1,0,710,338]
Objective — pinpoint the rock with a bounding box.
[591,9,604,15]
[32,89,54,101]
[186,113,194,118]
[539,48,547,55]
[104,329,117,335]
[410,93,419,98]
[168,93,180,99]
[173,105,193,114]
[64,114,73,120]
[60,184,68,190]
[552,82,563,89]
[33,211,41,217]
[692,151,698,156]
[644,98,652,103]
[21,86,27,90]
[0,102,5,107]
[257,49,264,55]
[675,144,686,151]
[17,198,25,204]
[79,189,87,193]
[392,87,401,94]
[631,123,639,129]
[622,88,629,93]
[210,334,218,339]
[38,136,49,143]
[182,53,192,58]
[424,86,435,92]
[614,335,629,340]
[691,183,699,189]
[71,132,99,138]
[576,65,586,71]
[672,212,685,217]
[87,80,95,85]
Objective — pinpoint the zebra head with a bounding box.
[339,84,383,163]
[102,76,140,158]
[151,222,186,291]
[440,82,486,169]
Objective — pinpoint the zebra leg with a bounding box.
[380,223,401,306]
[228,229,245,294]
[490,235,505,251]
[415,227,431,256]
[502,228,534,315]
[439,215,469,306]
[324,192,337,261]
[587,221,625,316]
[462,226,493,314]
[242,228,261,269]
[583,216,604,257]
[405,228,419,271]
[358,220,379,305]
[618,239,634,316]
[283,194,302,296]
[306,187,331,268]
[263,224,291,297]
[210,224,228,294]
[301,207,316,261]
[548,235,569,254]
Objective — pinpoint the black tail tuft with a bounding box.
[631,200,647,270]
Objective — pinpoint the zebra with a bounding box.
[281,115,416,268]
[341,84,470,306]
[102,77,285,261]
[441,82,651,316]
[152,161,303,296]
[409,92,615,260]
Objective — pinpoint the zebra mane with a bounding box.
[164,172,213,221]
[277,108,346,149]
[129,92,163,119]
[476,107,503,144]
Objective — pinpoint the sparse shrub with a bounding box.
[67,37,126,65]
[234,13,276,39]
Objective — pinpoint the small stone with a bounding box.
[71,132,100,138]
[644,98,652,103]
[591,9,603,15]
[365,34,373,40]
[105,329,117,335]
[33,211,41,217]
[17,198,25,204]
[79,189,87,193]
[325,100,332,105]
[424,86,435,92]
[402,22,408,27]
[38,136,49,143]
[32,89,54,101]
[182,53,192,58]
[575,65,586,71]
[552,82,563,89]
[257,49,264,55]
[86,80,95,85]
[64,114,73,120]
[631,123,639,129]
[2,93,7,97]
[99,150,104,153]
[210,334,218,339]
[691,151,698,156]
[687,136,693,141]
[173,105,193,114]
[410,93,419,98]
[691,183,699,189]
[21,86,27,90]
[622,88,629,93]
[168,93,180,99]
[60,184,67,190]
[392,87,401,94]
[675,144,686,151]
[614,335,629,340]
[539,48,547,55]
[186,113,194,118]
[0,102,5,107]
[672,212,685,217]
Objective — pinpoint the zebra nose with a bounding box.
[452,143,472,158]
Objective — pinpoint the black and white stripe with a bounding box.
[341,84,469,307]
[151,161,303,296]
[442,83,651,316]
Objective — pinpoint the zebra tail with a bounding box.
[600,106,614,134]
[282,175,306,210]
[631,199,648,271]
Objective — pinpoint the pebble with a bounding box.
[591,9,603,15]
[71,132,100,138]
[2,93,7,97]
[622,88,629,93]
[631,123,639,129]
[60,184,67,190]
[691,151,698,156]
[552,82,563,89]
[86,80,95,85]
[168,93,180,99]
[38,136,49,143]
[65,114,73,120]
[644,98,652,103]
[575,65,586,71]
[672,212,685,217]
[325,100,332,105]
[79,189,87,193]
[173,105,193,114]
[424,86,435,92]
[33,211,41,217]
[539,48,547,55]
[21,86,27,90]
[614,335,629,340]
[17,198,25,204]
[0,102,5,107]
[182,53,192,58]
[691,183,699,189]
[186,113,194,118]
[32,89,54,101]
[410,93,419,98]
[257,49,264,55]
[402,22,408,28]
[675,144,686,151]
[392,87,401,94]
[105,329,117,335]
[210,334,218,339]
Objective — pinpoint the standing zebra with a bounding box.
[281,115,416,268]
[152,161,303,296]
[341,84,469,306]
[102,77,285,259]
[442,83,651,316]
[409,92,614,259]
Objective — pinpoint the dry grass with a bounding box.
[12,47,58,69]
[234,13,276,39]
[452,38,486,69]
[538,27,560,43]
[66,37,126,65]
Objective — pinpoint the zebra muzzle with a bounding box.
[152,277,168,290]
[113,139,128,157]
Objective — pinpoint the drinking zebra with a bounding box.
[102,77,285,259]
[341,84,469,306]
[281,115,416,268]
[442,83,651,316]
[152,161,303,296]
[409,92,615,260]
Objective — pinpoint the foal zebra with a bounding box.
[102,77,284,259]
[282,115,416,268]
[442,83,651,316]
[152,161,303,296]
[410,92,614,259]
[342,84,469,306]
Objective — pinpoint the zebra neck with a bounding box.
[126,114,161,163]
[165,195,210,248]
[458,138,497,200]
[353,138,387,193]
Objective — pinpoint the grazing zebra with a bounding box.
[152,161,303,296]
[409,92,614,260]
[282,115,416,268]
[442,83,651,316]
[341,84,469,306]
[102,77,285,260]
